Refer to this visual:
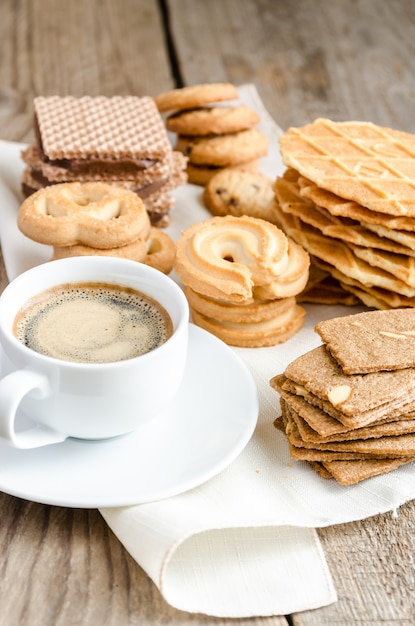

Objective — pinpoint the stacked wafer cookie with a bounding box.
[155,83,269,186]
[271,309,415,485]
[21,95,187,228]
[273,118,415,308]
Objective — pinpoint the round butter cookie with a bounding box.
[154,83,238,112]
[166,105,260,136]
[204,169,279,222]
[186,159,260,187]
[175,128,268,167]
[253,239,310,300]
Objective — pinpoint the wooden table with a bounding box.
[0,1,414,624]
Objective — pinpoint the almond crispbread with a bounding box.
[270,309,415,484]
[315,309,415,374]
[283,345,415,422]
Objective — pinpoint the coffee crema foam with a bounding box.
[13,282,173,364]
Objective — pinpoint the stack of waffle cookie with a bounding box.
[155,83,269,186]
[271,308,415,485]
[21,95,187,228]
[173,214,310,347]
[273,118,415,308]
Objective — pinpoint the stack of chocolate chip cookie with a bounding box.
[155,83,269,186]
[271,308,415,485]
[21,95,187,228]
[273,118,415,308]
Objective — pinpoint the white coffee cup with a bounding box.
[0,256,189,448]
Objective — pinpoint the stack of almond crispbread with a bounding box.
[155,83,269,186]
[273,118,415,309]
[270,308,415,485]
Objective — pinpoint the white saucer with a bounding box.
[0,324,258,508]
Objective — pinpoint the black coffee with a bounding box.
[13,282,173,363]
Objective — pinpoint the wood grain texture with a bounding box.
[0,0,175,143]
[310,501,415,625]
[0,500,289,626]
[0,0,415,624]
[167,0,415,132]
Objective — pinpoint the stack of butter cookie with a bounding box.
[274,118,415,308]
[155,83,269,186]
[271,308,415,485]
[17,181,176,274]
[21,95,187,228]
[174,214,310,347]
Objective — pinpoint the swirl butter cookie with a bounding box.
[174,215,291,302]
[154,83,238,112]
[191,300,305,348]
[166,105,260,136]
[174,215,309,346]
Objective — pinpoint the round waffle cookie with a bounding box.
[279,118,415,217]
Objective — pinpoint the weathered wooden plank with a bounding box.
[296,500,415,625]
[167,0,415,132]
[0,0,175,143]
[0,498,289,625]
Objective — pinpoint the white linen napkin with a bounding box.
[2,85,414,617]
[101,84,338,617]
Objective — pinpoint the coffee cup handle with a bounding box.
[0,369,67,449]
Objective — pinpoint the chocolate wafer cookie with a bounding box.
[21,95,187,227]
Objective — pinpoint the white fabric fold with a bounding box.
[101,508,335,617]
[102,84,337,617]
[1,85,412,617]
